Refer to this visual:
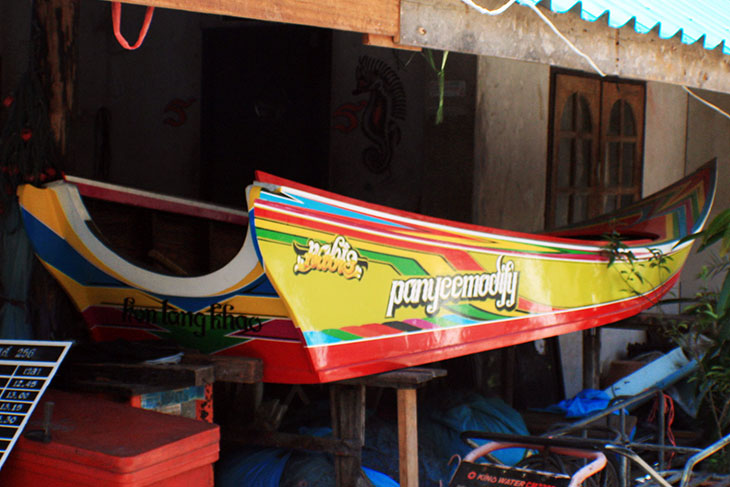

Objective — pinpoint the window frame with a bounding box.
[545,69,645,230]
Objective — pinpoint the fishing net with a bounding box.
[0,70,62,338]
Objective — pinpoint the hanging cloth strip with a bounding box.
[111,2,155,50]
[647,392,677,465]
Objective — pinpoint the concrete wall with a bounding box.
[685,88,730,298]
[472,63,713,398]
[473,56,549,231]
[644,82,688,194]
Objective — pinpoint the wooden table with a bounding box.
[339,367,447,487]
[226,366,447,487]
[67,351,446,486]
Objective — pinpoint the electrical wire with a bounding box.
[523,2,607,77]
[460,0,605,75]
[459,0,730,121]
[459,0,519,16]
[683,86,730,121]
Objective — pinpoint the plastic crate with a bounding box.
[0,389,219,486]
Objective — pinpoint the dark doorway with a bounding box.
[201,22,332,207]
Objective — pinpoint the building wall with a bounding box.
[685,88,730,299]
[68,3,202,198]
[0,2,32,97]
[644,82,688,194]
[329,32,475,222]
[472,61,714,397]
[328,32,426,212]
[473,56,549,232]
[0,3,203,199]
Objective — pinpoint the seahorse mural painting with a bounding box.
[350,56,407,174]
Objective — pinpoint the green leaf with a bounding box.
[723,225,730,256]
[676,231,704,249]
[699,210,730,252]
[718,272,730,317]
[719,314,730,341]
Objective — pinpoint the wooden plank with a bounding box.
[340,366,447,389]
[400,0,730,94]
[103,0,400,36]
[582,328,600,390]
[397,388,419,487]
[183,354,263,383]
[363,33,421,51]
[70,361,215,386]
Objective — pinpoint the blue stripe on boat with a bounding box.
[21,208,125,288]
[303,330,342,345]
[21,207,280,314]
[259,190,409,230]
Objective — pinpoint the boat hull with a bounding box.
[17,162,716,383]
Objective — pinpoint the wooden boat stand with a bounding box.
[64,352,446,487]
[225,365,447,487]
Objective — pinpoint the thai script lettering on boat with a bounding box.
[293,235,367,280]
[385,255,520,318]
[121,298,263,337]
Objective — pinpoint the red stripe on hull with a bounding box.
[218,339,317,383]
[256,204,608,264]
[205,273,681,384]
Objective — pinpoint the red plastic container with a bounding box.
[0,389,219,486]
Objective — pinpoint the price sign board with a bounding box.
[0,340,72,470]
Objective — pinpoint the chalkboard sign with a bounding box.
[0,340,71,470]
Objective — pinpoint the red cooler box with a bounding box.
[0,389,219,486]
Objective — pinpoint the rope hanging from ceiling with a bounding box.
[111,2,155,50]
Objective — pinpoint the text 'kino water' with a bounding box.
[385,255,520,317]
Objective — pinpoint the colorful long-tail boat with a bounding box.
[17,161,716,383]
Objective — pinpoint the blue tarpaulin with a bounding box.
[544,389,612,418]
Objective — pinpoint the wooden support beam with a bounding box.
[397,388,419,487]
[103,0,400,36]
[183,354,263,383]
[363,34,421,51]
[582,328,600,391]
[342,367,445,487]
[331,384,370,487]
[32,0,80,159]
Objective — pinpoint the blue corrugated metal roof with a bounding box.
[517,0,730,55]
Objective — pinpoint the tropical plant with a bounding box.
[671,209,730,457]
[602,229,673,299]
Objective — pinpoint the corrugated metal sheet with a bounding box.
[517,0,730,55]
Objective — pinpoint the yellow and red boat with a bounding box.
[17,161,716,383]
